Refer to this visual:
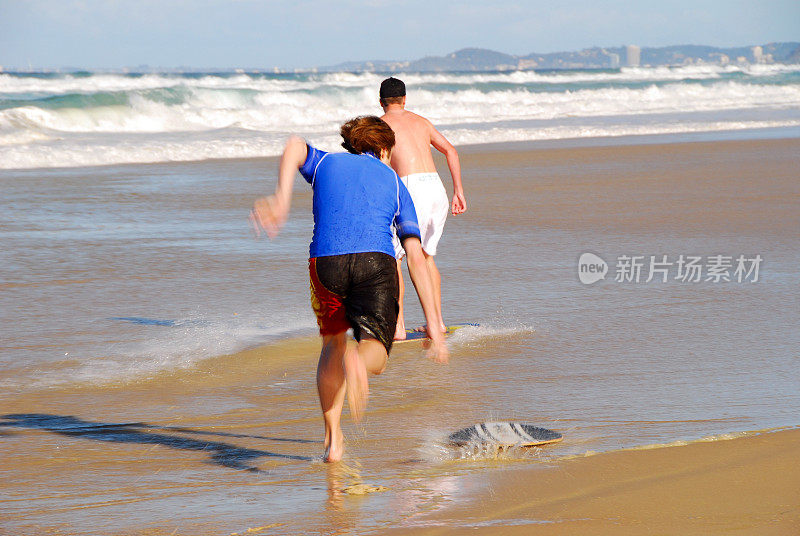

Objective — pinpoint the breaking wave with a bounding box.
[1,65,799,169]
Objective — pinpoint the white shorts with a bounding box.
[393,172,449,259]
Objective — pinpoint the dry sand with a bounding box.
[391,428,800,535]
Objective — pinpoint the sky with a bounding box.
[0,0,798,69]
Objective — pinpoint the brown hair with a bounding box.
[380,96,404,107]
[340,116,395,156]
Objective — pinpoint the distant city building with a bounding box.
[385,61,410,70]
[626,45,641,67]
[752,45,763,63]
[517,58,538,70]
[608,53,620,68]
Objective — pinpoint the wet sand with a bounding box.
[2,135,798,535]
[390,428,800,535]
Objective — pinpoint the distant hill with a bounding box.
[318,42,800,72]
[784,44,800,63]
[412,48,518,71]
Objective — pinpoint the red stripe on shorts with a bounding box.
[308,258,350,336]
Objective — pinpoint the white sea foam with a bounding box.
[443,119,800,146]
[1,68,798,169]
[0,315,318,390]
[2,64,797,95]
[0,133,293,169]
[3,117,798,170]
[399,63,800,85]
[446,322,536,347]
[415,82,800,124]
[2,80,798,136]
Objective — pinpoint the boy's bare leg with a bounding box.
[394,258,407,340]
[343,338,387,422]
[414,252,446,332]
[317,333,348,462]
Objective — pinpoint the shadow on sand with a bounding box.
[0,413,317,472]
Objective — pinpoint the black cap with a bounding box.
[380,77,406,99]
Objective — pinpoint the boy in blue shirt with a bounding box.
[252,116,448,462]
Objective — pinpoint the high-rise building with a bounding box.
[626,45,641,67]
[608,53,620,68]
[752,46,763,63]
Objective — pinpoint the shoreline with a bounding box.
[2,126,799,173]
[457,125,800,154]
[389,427,800,535]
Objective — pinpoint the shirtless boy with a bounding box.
[379,77,467,340]
[251,116,448,462]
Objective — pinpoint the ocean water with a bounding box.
[1,64,800,169]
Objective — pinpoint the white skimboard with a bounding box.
[449,422,563,447]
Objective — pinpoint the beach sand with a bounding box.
[389,428,800,535]
[2,136,798,535]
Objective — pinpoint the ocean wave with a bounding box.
[0,72,368,97]
[2,64,799,96]
[0,132,291,169]
[443,119,800,145]
[2,117,799,170]
[396,63,800,87]
[1,79,797,138]
[0,68,798,169]
[416,81,800,124]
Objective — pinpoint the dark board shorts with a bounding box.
[309,252,399,354]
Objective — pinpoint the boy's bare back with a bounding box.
[380,109,439,178]
[378,77,465,215]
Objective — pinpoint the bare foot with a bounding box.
[324,429,344,462]
[425,337,450,364]
[343,348,368,422]
[394,318,407,341]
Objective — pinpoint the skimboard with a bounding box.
[394,322,478,344]
[449,422,563,447]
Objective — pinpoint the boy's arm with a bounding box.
[251,135,307,239]
[429,125,466,215]
[403,236,449,363]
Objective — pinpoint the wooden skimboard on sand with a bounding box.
[394,322,479,344]
[449,422,563,447]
